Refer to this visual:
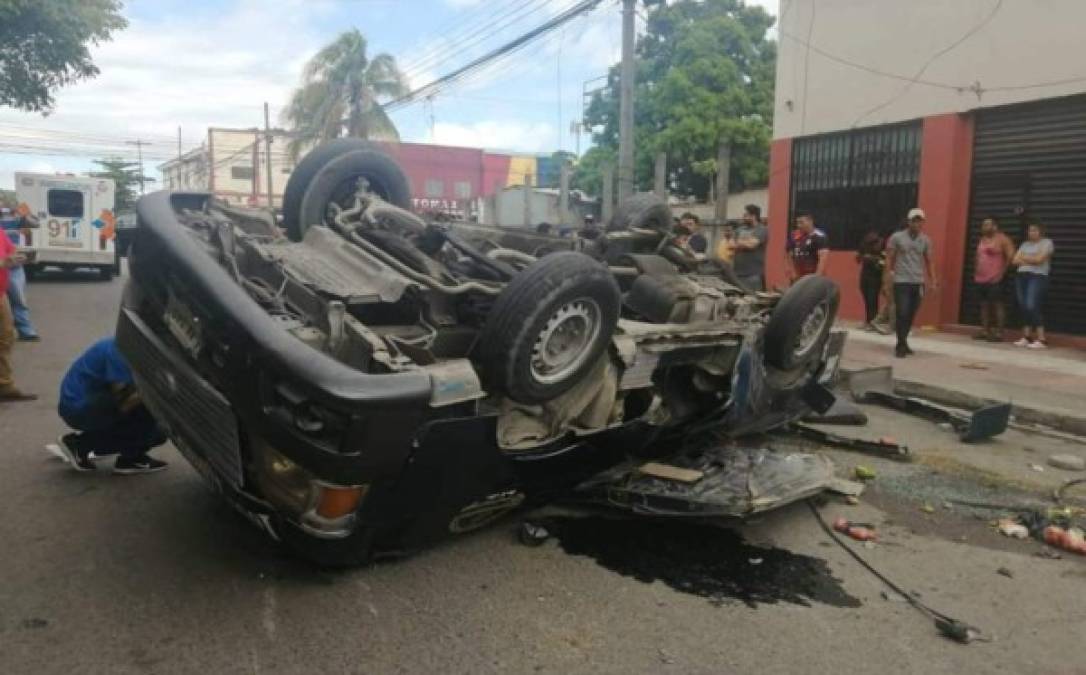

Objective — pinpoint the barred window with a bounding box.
[790,121,922,250]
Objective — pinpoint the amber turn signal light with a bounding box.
[315,485,367,519]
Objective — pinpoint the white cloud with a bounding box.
[0,0,336,187]
[433,120,556,152]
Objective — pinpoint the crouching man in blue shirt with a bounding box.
[55,337,168,474]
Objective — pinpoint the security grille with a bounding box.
[962,93,1086,335]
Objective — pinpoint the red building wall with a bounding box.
[767,114,975,329]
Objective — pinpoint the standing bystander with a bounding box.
[0,207,39,341]
[786,211,828,281]
[0,229,36,401]
[972,216,1015,342]
[733,205,768,291]
[886,208,937,358]
[1011,222,1055,349]
[856,230,886,330]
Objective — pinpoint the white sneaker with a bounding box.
[1027,341,1047,350]
[1013,338,1031,347]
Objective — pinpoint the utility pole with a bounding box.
[654,152,667,198]
[126,139,151,194]
[177,126,182,161]
[523,174,533,227]
[601,163,614,225]
[714,142,731,225]
[559,160,571,227]
[264,102,275,210]
[617,0,636,201]
[251,134,260,205]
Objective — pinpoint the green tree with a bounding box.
[570,145,615,197]
[0,0,126,112]
[89,157,141,213]
[284,29,409,159]
[582,0,775,200]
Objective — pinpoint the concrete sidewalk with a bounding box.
[839,325,1086,434]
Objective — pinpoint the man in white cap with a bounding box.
[886,208,938,358]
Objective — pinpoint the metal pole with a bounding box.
[617,0,636,201]
[714,142,731,224]
[601,163,614,225]
[559,161,571,227]
[654,152,666,198]
[126,140,151,195]
[177,126,182,161]
[264,103,275,209]
[251,133,260,204]
[523,174,533,227]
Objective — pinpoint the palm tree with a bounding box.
[284,29,409,159]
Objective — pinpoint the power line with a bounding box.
[850,0,1004,127]
[396,0,550,82]
[385,0,604,113]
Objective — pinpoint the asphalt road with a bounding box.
[1,269,1083,675]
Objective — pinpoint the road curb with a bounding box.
[839,368,1086,437]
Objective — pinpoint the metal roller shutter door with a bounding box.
[962,94,1086,335]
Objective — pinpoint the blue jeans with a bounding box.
[893,283,923,348]
[6,267,37,338]
[1015,272,1049,328]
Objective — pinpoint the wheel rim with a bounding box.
[530,298,602,386]
[793,302,829,359]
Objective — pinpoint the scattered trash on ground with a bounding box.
[1029,463,1046,472]
[1047,454,1086,472]
[920,502,935,514]
[1035,548,1062,560]
[1043,526,1086,556]
[997,519,1029,539]
[854,465,877,481]
[833,517,878,541]
[996,567,1014,578]
[845,495,859,505]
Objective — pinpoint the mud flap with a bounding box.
[576,446,837,518]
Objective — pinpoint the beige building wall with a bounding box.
[774,0,1086,139]
[207,128,293,207]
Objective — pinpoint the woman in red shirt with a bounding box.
[972,216,1015,342]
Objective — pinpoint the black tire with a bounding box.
[97,264,114,281]
[479,252,620,404]
[623,274,696,323]
[288,145,413,241]
[23,264,38,282]
[282,138,374,240]
[607,192,672,233]
[763,275,840,371]
[614,253,678,278]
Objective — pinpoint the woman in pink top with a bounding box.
[972,216,1015,342]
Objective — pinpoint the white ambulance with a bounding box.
[14,172,119,280]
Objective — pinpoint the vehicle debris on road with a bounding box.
[997,518,1029,539]
[789,423,910,460]
[848,366,1010,442]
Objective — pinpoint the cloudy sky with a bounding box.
[0,0,778,189]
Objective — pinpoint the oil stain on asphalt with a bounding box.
[548,517,860,608]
